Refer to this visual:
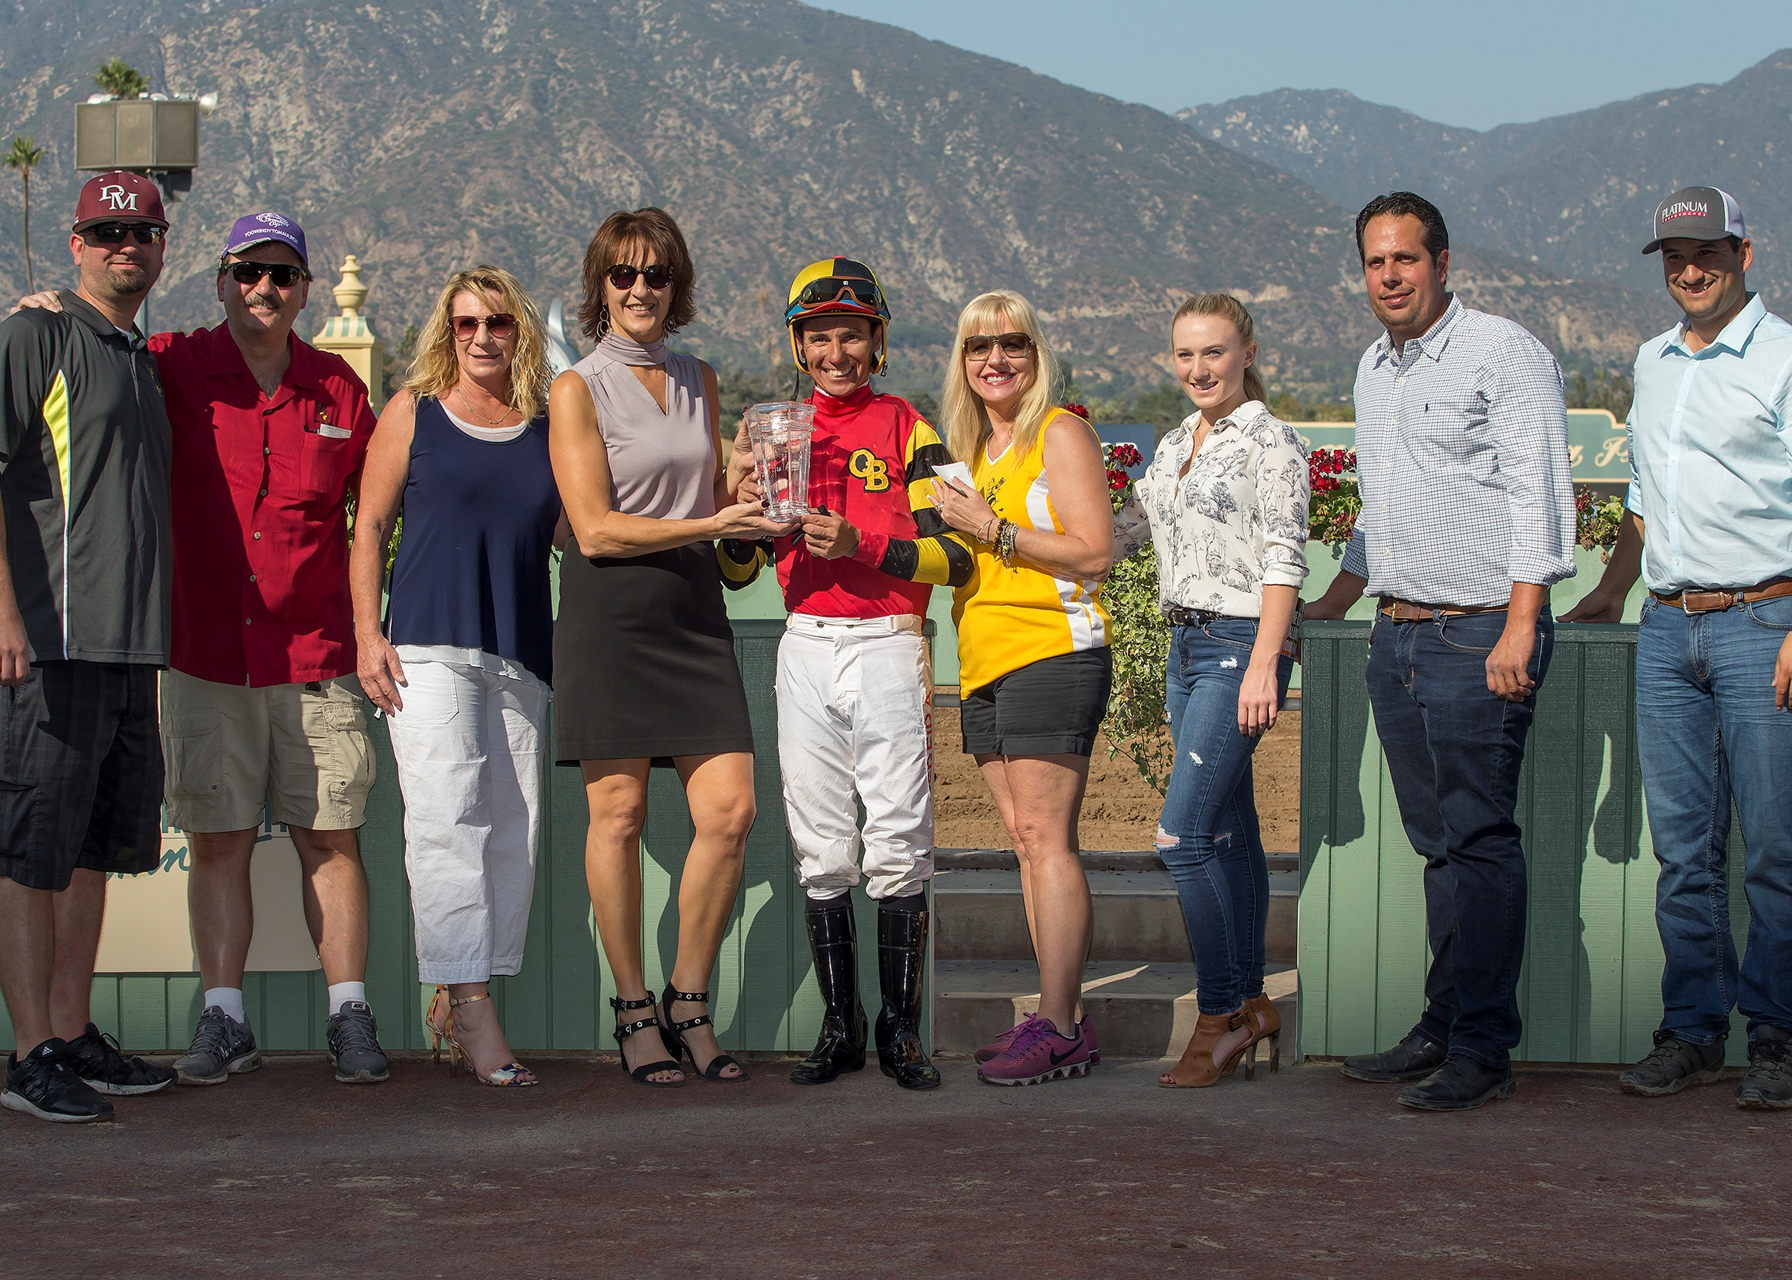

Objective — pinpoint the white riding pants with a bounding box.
[776,614,935,902]
[385,646,549,984]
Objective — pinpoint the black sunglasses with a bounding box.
[794,276,881,310]
[85,222,166,246]
[451,313,517,341]
[222,261,311,288]
[606,263,674,292]
[963,332,1035,361]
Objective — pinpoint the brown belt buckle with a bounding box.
[1681,590,1735,614]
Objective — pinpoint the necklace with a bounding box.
[453,384,515,427]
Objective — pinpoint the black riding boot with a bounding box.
[790,896,867,1085]
[875,893,941,1090]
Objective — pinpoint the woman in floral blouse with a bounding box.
[1114,293,1310,1088]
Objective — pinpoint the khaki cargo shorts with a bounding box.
[160,670,376,833]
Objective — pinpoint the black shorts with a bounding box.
[0,662,163,892]
[960,648,1113,758]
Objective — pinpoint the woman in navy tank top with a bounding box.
[350,266,564,1087]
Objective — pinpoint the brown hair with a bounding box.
[1171,294,1266,405]
[405,265,553,418]
[576,207,697,342]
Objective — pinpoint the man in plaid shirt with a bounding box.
[1306,192,1577,1112]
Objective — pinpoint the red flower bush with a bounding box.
[1307,447,1360,552]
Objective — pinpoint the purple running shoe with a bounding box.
[977,1017,1095,1086]
[977,1013,1100,1065]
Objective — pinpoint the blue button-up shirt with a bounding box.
[1342,296,1577,607]
[1625,293,1792,593]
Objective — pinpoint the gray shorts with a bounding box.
[959,648,1113,758]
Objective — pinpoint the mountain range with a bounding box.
[0,0,1712,405]
[1181,49,1792,306]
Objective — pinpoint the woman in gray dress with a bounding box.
[549,207,790,1086]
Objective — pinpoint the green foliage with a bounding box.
[93,58,149,98]
[1575,487,1625,560]
[1097,441,1173,795]
[1059,376,1191,437]
[904,388,940,422]
[380,323,420,402]
[717,365,794,439]
[1566,369,1633,420]
[1269,388,1354,421]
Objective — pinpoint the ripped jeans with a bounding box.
[1158,619,1292,1015]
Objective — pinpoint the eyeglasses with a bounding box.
[606,263,674,292]
[223,262,311,288]
[84,223,166,246]
[451,313,517,342]
[793,276,883,310]
[963,333,1035,362]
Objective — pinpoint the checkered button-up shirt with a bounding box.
[1341,296,1577,607]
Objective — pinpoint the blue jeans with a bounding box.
[1365,609,1553,1070]
[1158,620,1292,1016]
[1636,593,1792,1044]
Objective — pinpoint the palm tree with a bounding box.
[93,58,149,99]
[4,135,45,292]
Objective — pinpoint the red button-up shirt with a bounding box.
[151,324,375,687]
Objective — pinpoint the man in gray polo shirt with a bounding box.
[0,173,177,1123]
[1307,191,1577,1112]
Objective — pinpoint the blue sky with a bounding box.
[813,1,1792,130]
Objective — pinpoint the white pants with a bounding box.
[776,614,934,902]
[386,646,550,984]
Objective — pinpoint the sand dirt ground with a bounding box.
[931,706,1300,852]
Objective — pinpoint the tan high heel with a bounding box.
[1243,992,1282,1078]
[428,989,538,1087]
[1158,1007,1254,1088]
[424,985,453,1068]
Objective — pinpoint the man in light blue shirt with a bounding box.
[1567,186,1792,1111]
[1307,192,1577,1113]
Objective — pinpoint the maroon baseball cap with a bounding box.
[72,171,168,232]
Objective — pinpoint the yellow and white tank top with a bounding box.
[952,409,1111,694]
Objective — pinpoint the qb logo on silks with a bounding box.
[848,449,891,492]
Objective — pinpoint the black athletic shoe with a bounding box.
[2,1040,114,1123]
[174,1006,261,1086]
[326,1002,390,1083]
[1619,1030,1726,1097]
[1736,1026,1792,1111]
[67,1023,176,1096]
[1341,1030,1447,1083]
[1398,1055,1517,1112]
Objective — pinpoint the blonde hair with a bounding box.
[405,265,553,418]
[941,290,1065,469]
[1171,293,1267,405]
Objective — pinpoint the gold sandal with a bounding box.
[428,988,538,1087]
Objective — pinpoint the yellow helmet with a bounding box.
[785,256,892,375]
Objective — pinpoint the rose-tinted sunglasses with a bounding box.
[452,313,517,341]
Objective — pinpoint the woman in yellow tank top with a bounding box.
[932,290,1116,1086]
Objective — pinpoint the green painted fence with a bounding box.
[1297,620,1750,1067]
[2,620,926,1056]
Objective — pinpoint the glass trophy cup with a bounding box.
[744,401,817,522]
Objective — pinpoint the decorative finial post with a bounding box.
[313,254,386,412]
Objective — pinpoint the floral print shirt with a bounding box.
[1113,400,1310,618]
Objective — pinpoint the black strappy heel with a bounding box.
[611,994,683,1088]
[661,984,749,1083]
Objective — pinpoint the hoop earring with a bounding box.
[597,302,610,337]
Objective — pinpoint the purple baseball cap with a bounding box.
[220,211,309,266]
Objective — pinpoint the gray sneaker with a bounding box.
[174,1007,262,1086]
[1619,1029,1726,1097]
[1736,1026,1792,1111]
[326,1001,390,1084]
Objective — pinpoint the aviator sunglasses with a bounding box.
[962,332,1035,362]
[85,222,167,246]
[451,313,518,341]
[606,263,674,292]
[223,261,312,288]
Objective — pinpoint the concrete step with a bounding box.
[933,959,1299,1058]
[935,848,1298,875]
[933,866,1297,964]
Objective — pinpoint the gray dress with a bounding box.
[553,340,754,764]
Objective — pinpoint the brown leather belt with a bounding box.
[1651,577,1792,614]
[1377,597,1509,622]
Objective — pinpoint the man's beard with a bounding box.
[89,261,157,302]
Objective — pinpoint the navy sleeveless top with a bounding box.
[385,397,561,684]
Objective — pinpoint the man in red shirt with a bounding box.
[723,258,971,1090]
[30,214,390,1084]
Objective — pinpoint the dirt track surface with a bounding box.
[933,708,1300,852]
[4,1050,1785,1277]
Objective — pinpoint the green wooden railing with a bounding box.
[1298,620,1750,1067]
[2,620,927,1056]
